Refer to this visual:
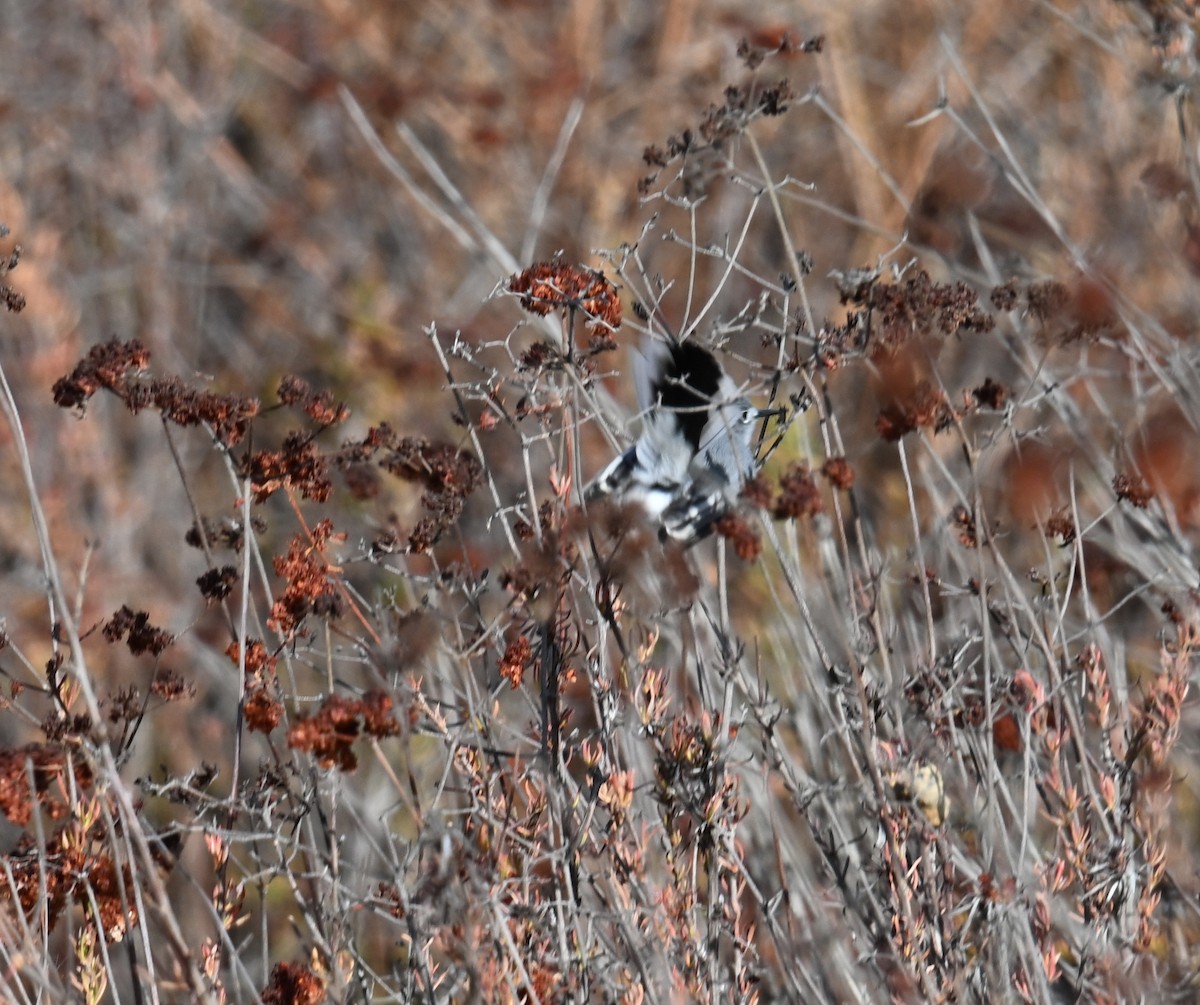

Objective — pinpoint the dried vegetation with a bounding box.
[2,2,1200,1002]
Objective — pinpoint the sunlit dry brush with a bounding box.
[2,4,1200,1003]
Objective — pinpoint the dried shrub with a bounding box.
[6,11,1200,1003]
[287,692,400,771]
[509,260,623,339]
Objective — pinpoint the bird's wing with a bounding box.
[632,338,670,413]
[659,483,729,543]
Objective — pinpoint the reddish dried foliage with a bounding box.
[335,427,484,553]
[102,605,173,656]
[509,260,623,337]
[994,276,1117,344]
[739,473,774,509]
[1114,471,1153,508]
[499,635,533,688]
[5,828,140,937]
[821,456,855,490]
[715,511,763,561]
[151,667,195,702]
[227,638,279,679]
[260,962,325,1005]
[990,279,1020,312]
[1045,507,1077,544]
[51,339,151,408]
[340,462,382,500]
[1,241,24,312]
[518,339,561,371]
[950,505,979,548]
[876,381,956,441]
[244,686,284,734]
[831,271,1006,440]
[197,565,238,601]
[1141,160,1190,200]
[53,340,261,447]
[849,270,994,344]
[245,433,333,503]
[0,744,92,825]
[287,691,401,771]
[736,31,824,70]
[970,377,1009,410]
[269,520,344,638]
[276,374,350,425]
[0,741,174,941]
[773,461,824,520]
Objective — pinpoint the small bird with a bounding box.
[587,339,779,543]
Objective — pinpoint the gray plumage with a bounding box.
[587,339,766,543]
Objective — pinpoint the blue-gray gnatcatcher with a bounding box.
[586,339,780,543]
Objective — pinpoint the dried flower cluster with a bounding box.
[1,238,25,313]
[53,339,261,447]
[268,520,345,638]
[335,424,484,552]
[0,743,179,944]
[101,605,173,656]
[509,260,623,341]
[287,691,401,771]
[639,72,813,196]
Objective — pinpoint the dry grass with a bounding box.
[2,1,1200,1002]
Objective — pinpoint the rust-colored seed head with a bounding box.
[508,261,623,337]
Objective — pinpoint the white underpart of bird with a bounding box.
[586,339,767,543]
